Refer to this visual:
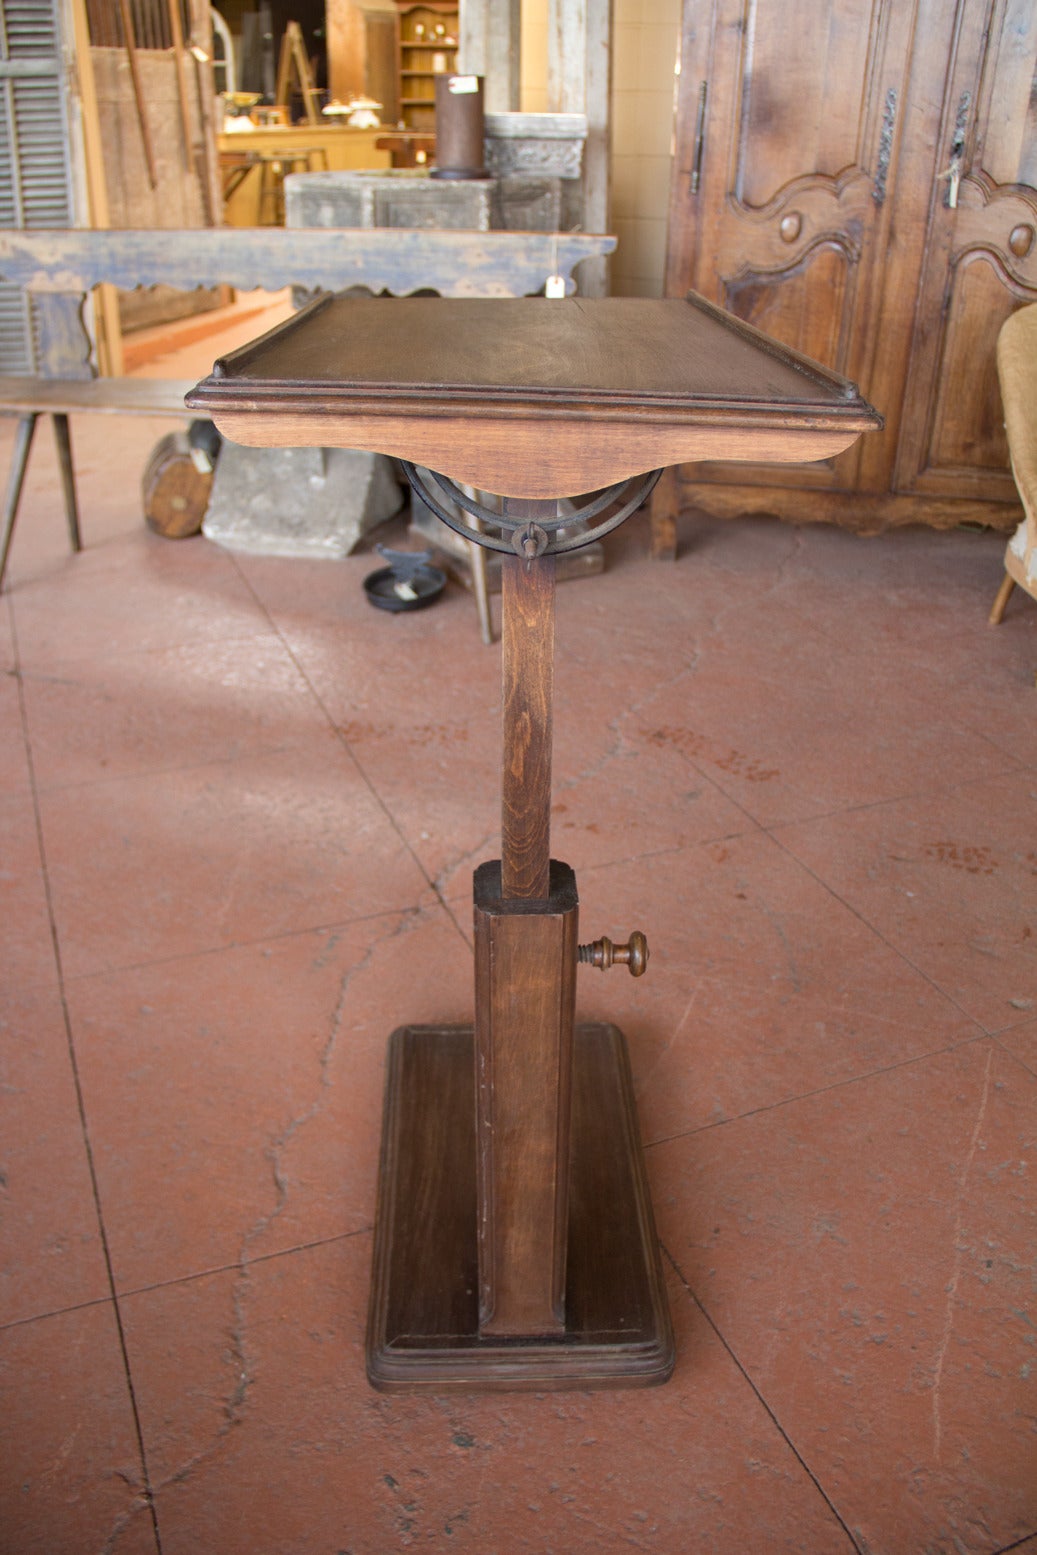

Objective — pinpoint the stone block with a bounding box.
[285,170,493,232]
[492,176,562,232]
[203,443,404,560]
[483,113,587,179]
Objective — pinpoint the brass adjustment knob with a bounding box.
[578,931,649,976]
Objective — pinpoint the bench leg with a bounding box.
[0,413,39,593]
[648,465,679,561]
[51,413,82,555]
[468,535,494,645]
[989,570,1015,625]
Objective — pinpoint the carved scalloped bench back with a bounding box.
[0,229,618,381]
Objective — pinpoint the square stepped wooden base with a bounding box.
[367,1021,675,1392]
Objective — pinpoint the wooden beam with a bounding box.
[67,0,124,375]
[459,0,521,112]
[116,0,159,188]
[0,228,616,298]
[547,0,612,297]
[167,0,195,168]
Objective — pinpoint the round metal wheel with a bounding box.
[401,463,663,558]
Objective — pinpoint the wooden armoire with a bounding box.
[661,0,1037,538]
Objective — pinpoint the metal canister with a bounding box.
[431,74,488,180]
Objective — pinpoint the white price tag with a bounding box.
[545,274,567,299]
[448,75,479,94]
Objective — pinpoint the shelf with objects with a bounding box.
[397,3,458,130]
[187,290,880,1392]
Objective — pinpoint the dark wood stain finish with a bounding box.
[474,861,577,1339]
[367,1023,674,1392]
[500,552,555,901]
[185,289,879,1393]
[187,292,881,498]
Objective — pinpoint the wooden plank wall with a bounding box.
[85,0,183,49]
[83,0,222,333]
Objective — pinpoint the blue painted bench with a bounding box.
[0,227,616,590]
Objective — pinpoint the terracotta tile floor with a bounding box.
[2,309,1036,1554]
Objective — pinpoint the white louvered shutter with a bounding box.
[0,0,76,370]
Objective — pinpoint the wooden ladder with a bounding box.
[275,21,321,125]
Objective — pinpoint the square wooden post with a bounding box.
[475,551,576,1337]
[474,859,577,1335]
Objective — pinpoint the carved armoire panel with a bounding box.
[664,0,1036,531]
[666,0,918,493]
[893,0,1037,501]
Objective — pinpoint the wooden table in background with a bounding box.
[217,126,391,225]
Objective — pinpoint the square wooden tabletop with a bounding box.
[188,292,881,498]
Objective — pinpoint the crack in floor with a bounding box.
[931,1043,994,1463]
[147,908,424,1505]
[552,654,701,801]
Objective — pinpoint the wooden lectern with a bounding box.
[189,294,879,1392]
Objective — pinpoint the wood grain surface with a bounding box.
[188,292,880,497]
[500,552,555,900]
[474,862,577,1338]
[664,0,1037,533]
[0,378,198,416]
[205,411,864,497]
[0,228,615,300]
[367,1022,674,1391]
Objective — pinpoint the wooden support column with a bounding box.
[474,859,577,1336]
[547,0,612,298]
[459,0,521,112]
[475,550,576,1338]
[500,551,555,900]
[68,0,124,376]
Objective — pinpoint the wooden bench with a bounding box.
[0,227,616,591]
[0,377,201,586]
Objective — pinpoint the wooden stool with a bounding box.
[376,133,436,168]
[258,150,326,225]
[188,292,880,1391]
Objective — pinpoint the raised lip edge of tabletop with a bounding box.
[185,290,884,436]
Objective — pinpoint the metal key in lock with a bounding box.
[941,94,970,211]
[941,156,962,209]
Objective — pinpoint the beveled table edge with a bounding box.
[186,290,883,498]
[200,409,874,499]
